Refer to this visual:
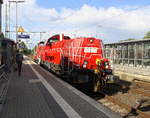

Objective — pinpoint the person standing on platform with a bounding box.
[16,50,24,76]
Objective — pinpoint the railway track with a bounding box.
[131,88,150,98]
[133,80,150,90]
[71,80,150,118]
[70,82,150,118]
[131,80,150,98]
[98,92,150,118]
[97,80,150,118]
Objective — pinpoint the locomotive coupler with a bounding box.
[102,69,114,83]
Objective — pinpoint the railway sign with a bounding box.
[18,34,30,39]
[18,26,25,32]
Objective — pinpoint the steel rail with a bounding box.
[133,81,150,90]
[131,88,150,98]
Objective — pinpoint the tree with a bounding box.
[143,31,150,39]
[119,38,135,42]
[0,32,4,39]
[18,41,32,55]
[31,45,37,54]
[127,38,136,41]
[19,41,27,50]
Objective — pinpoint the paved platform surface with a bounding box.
[0,57,121,118]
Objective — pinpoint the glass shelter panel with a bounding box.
[104,40,150,68]
[113,46,118,64]
[116,45,122,64]
[105,46,111,59]
[144,42,150,67]
[128,44,134,65]
[122,45,128,64]
[136,43,142,66]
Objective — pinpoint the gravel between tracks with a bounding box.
[99,81,150,118]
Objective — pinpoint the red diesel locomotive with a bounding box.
[34,34,114,92]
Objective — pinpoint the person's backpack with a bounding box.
[16,53,23,62]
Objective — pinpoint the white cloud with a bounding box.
[2,0,150,47]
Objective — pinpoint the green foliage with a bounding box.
[127,38,135,41]
[19,41,27,49]
[22,49,32,55]
[0,32,4,39]
[31,45,37,54]
[119,38,136,42]
[19,41,32,55]
[143,31,150,39]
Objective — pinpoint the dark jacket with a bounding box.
[16,53,23,63]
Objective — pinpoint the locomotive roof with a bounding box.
[48,34,71,40]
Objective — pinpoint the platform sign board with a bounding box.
[18,43,26,49]
[18,34,30,39]
[19,45,25,49]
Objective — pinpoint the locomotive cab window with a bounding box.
[47,38,59,45]
[50,38,59,43]
[64,36,71,40]
[38,41,44,46]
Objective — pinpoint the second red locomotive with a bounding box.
[34,34,114,92]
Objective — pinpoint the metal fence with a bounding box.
[0,64,7,103]
[0,38,16,103]
[104,39,150,68]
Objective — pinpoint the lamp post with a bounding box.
[5,4,8,38]
[8,1,10,39]
[0,0,3,33]
[8,0,24,45]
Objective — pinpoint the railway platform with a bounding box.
[0,57,121,118]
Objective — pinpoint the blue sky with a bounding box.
[37,0,150,10]
[3,0,150,48]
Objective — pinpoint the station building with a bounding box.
[104,39,150,82]
[104,39,150,67]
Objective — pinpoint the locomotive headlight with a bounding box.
[105,65,109,69]
[104,62,109,69]
[84,61,88,65]
[83,61,88,68]
[83,64,87,68]
[89,39,94,43]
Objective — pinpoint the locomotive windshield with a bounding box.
[47,37,59,45]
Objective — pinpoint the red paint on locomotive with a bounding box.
[34,34,114,92]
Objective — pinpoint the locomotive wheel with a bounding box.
[93,75,101,92]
